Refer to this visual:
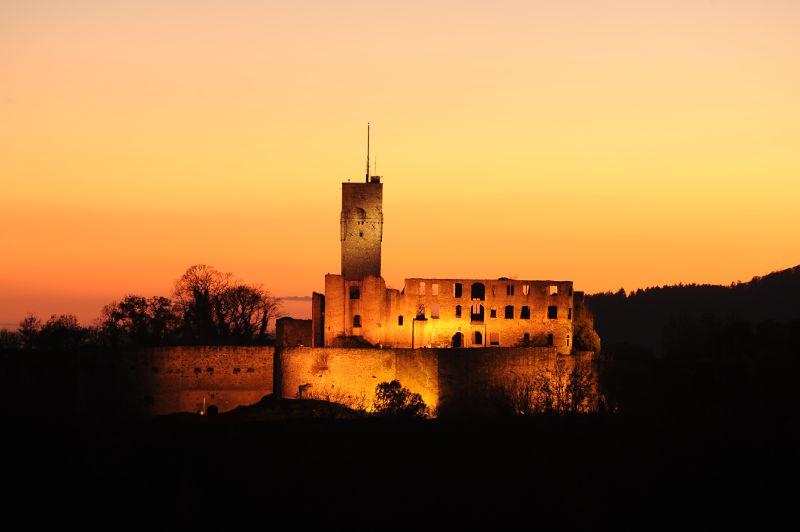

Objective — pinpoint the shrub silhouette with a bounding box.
[373,380,429,418]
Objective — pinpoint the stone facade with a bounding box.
[96,346,274,416]
[340,180,383,281]
[278,347,593,414]
[323,275,574,352]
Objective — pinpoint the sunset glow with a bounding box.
[2,0,799,326]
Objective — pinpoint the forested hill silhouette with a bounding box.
[587,265,800,358]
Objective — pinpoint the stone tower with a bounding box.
[340,178,383,280]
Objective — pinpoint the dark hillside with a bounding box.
[587,265,800,357]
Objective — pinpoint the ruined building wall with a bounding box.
[311,292,325,347]
[340,181,383,280]
[276,317,312,348]
[323,277,574,353]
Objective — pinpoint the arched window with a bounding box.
[474,331,483,345]
[353,315,361,328]
[470,282,485,301]
[470,304,484,322]
[452,332,463,348]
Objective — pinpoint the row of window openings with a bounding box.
[396,305,570,322]
[420,282,571,298]
[387,305,569,327]
[192,367,255,374]
[350,283,572,301]
[457,331,570,347]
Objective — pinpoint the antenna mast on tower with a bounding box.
[366,122,370,182]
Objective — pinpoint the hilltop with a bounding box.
[587,265,800,357]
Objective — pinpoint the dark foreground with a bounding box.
[4,397,798,529]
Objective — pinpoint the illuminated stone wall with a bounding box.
[121,346,274,416]
[323,276,575,352]
[340,181,383,280]
[278,347,592,414]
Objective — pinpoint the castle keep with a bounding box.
[311,175,575,353]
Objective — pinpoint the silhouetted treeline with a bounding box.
[0,264,282,350]
[588,266,800,419]
[587,265,800,359]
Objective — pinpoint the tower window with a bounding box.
[549,285,558,296]
[522,284,530,296]
[523,333,530,346]
[547,333,554,347]
[566,334,570,347]
[359,231,363,237]
[398,315,403,326]
[568,286,573,296]
[353,315,361,328]
[568,307,572,320]
[431,283,439,296]
[548,306,558,319]
[455,305,462,318]
[454,283,463,298]
[504,305,514,319]
[431,303,440,319]
[506,284,514,296]
[349,286,360,299]
[520,306,530,319]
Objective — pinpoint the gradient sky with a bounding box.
[1,0,799,326]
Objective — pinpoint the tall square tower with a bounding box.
[340,177,383,280]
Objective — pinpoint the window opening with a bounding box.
[474,331,483,345]
[470,283,485,300]
[454,283,463,298]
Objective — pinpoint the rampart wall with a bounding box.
[99,346,274,416]
[278,347,593,414]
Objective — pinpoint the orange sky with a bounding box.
[1,0,799,327]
